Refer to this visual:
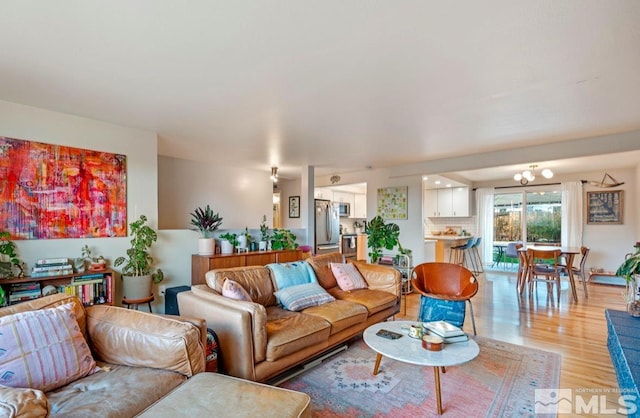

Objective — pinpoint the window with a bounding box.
[494,189,561,245]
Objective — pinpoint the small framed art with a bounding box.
[289,196,300,218]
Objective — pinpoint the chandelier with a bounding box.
[513,164,553,185]
[270,167,278,183]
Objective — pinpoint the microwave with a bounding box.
[338,202,350,217]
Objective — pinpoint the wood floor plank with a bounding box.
[397,268,631,417]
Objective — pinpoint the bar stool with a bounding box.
[470,237,484,273]
[449,238,476,272]
[122,294,154,312]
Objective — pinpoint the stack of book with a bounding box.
[31,258,73,277]
[422,320,469,343]
[9,282,41,304]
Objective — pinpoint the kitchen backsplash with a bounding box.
[340,217,367,234]
[425,217,477,237]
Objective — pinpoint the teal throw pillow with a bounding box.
[267,261,317,290]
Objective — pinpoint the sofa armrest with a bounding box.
[85,305,205,377]
[352,261,402,297]
[0,385,49,418]
[160,314,208,351]
[178,286,268,381]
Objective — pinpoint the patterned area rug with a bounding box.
[281,336,560,418]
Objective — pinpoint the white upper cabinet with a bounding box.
[315,188,331,199]
[353,193,367,219]
[423,187,470,217]
[333,191,356,217]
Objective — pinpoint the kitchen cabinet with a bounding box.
[314,188,331,200]
[353,193,367,219]
[332,191,355,217]
[424,187,470,217]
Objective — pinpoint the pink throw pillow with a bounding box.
[0,303,100,392]
[221,278,253,302]
[330,263,368,291]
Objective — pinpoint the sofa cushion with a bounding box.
[265,306,331,361]
[274,282,336,311]
[0,384,49,418]
[267,261,317,290]
[330,262,368,291]
[46,361,186,418]
[302,299,369,335]
[206,266,276,306]
[221,278,253,302]
[307,252,345,289]
[327,288,398,316]
[0,302,100,392]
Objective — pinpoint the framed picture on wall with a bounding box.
[289,196,300,218]
[586,190,623,224]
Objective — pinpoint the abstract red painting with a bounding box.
[0,136,127,239]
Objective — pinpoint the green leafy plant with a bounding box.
[259,215,270,242]
[241,227,253,243]
[0,231,21,278]
[270,229,298,250]
[114,215,164,283]
[219,232,238,247]
[190,205,223,238]
[81,245,105,263]
[365,215,408,263]
[616,245,640,282]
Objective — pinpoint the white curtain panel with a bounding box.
[475,188,495,266]
[561,181,583,248]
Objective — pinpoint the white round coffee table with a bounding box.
[363,321,479,415]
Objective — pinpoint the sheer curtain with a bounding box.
[561,181,583,247]
[475,188,495,266]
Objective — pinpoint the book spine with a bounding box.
[36,258,70,265]
[32,264,73,272]
[71,278,104,286]
[74,273,106,280]
[30,269,74,278]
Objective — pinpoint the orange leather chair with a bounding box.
[411,262,479,335]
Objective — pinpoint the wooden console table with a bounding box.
[191,249,302,285]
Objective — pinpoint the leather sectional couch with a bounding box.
[177,252,402,382]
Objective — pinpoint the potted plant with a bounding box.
[270,229,298,251]
[616,243,640,317]
[76,245,107,273]
[0,231,21,279]
[365,215,407,264]
[219,232,238,254]
[190,205,223,256]
[114,215,164,299]
[259,215,270,251]
[238,227,252,250]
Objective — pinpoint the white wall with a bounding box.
[0,100,159,307]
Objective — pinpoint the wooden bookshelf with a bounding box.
[0,269,115,307]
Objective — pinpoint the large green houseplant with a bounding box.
[114,215,164,299]
[616,244,640,317]
[365,215,410,264]
[0,231,21,279]
[190,205,223,255]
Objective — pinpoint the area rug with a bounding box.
[280,336,560,418]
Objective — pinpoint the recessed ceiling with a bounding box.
[1,1,640,179]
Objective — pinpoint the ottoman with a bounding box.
[137,372,311,418]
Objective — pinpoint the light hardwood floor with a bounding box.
[396,267,630,417]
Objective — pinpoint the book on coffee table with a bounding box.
[423,320,465,338]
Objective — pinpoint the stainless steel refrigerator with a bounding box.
[315,199,340,255]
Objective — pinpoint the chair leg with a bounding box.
[467,300,477,336]
[579,272,589,299]
[473,247,484,273]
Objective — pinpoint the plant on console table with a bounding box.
[114,215,164,300]
[616,243,640,317]
[259,215,270,251]
[190,205,223,256]
[219,232,238,254]
[270,229,298,251]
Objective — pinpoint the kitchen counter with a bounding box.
[424,235,474,262]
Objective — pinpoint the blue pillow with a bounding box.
[274,282,335,311]
[267,261,317,290]
[417,295,466,328]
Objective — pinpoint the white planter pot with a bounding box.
[122,274,153,300]
[220,239,234,254]
[259,241,267,251]
[198,238,215,255]
[237,235,247,250]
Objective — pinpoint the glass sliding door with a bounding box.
[525,191,561,245]
[493,193,522,242]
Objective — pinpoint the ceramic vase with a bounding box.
[220,239,234,254]
[198,238,215,256]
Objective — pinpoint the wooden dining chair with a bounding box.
[559,246,590,300]
[527,248,562,303]
[515,244,528,295]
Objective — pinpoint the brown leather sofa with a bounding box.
[178,252,402,382]
[0,293,311,418]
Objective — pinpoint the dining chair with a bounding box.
[411,262,479,335]
[527,248,562,303]
[504,242,520,270]
[559,246,590,299]
[515,244,528,295]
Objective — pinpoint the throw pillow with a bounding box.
[330,263,368,291]
[221,278,253,302]
[274,282,335,311]
[0,302,100,392]
[267,261,318,290]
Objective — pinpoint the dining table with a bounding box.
[518,245,581,302]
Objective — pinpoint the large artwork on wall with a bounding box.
[0,136,127,239]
